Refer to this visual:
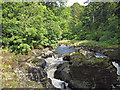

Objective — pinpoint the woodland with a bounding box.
[2,1,120,54]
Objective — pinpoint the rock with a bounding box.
[103,48,120,63]
[17,61,54,88]
[60,44,67,47]
[63,52,76,61]
[85,53,94,59]
[80,50,94,59]
[55,62,71,82]
[41,48,53,58]
[28,66,47,82]
[68,80,89,88]
[30,49,42,56]
[28,58,46,69]
[55,52,117,89]
[14,68,29,81]
[42,78,55,88]
[63,55,70,61]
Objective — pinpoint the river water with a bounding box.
[38,46,120,89]
[43,46,76,89]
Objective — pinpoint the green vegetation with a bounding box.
[2,1,120,54]
[58,40,120,48]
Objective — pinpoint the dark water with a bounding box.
[55,46,76,56]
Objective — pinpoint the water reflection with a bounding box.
[55,47,76,56]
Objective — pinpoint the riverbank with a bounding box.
[58,40,120,48]
[0,48,55,88]
[1,41,120,89]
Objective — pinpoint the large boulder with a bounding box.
[103,48,120,63]
[55,51,117,89]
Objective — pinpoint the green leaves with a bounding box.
[2,2,64,54]
[2,2,119,54]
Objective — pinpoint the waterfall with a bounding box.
[38,54,69,89]
[112,61,120,75]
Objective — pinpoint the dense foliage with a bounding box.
[67,2,120,44]
[2,2,63,54]
[2,1,120,54]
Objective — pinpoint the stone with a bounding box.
[63,55,70,61]
[54,52,117,89]
[28,58,46,69]
[28,66,47,82]
[103,48,120,62]
[41,48,53,58]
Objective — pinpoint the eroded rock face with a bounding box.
[103,48,120,63]
[55,51,117,89]
[15,57,54,88]
[28,66,47,82]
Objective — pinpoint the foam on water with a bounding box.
[112,61,120,75]
[44,53,69,89]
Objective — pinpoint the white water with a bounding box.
[38,55,69,89]
[112,61,120,75]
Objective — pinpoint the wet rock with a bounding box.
[55,62,71,82]
[28,66,47,82]
[54,69,71,83]
[73,45,103,53]
[68,80,89,88]
[85,53,94,59]
[63,52,76,61]
[28,58,46,69]
[63,55,70,61]
[55,52,117,89]
[16,61,54,88]
[103,48,120,63]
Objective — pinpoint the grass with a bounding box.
[58,40,120,48]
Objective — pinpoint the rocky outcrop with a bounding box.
[15,57,54,88]
[55,50,118,89]
[103,48,120,63]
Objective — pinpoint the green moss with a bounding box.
[69,52,111,68]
